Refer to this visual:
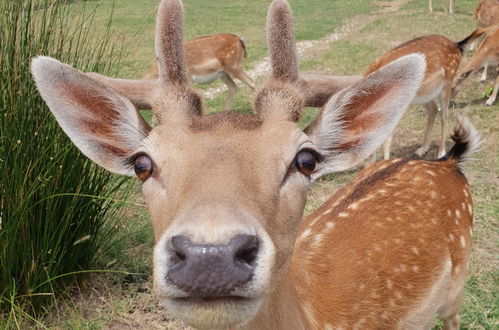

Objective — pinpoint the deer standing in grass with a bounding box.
[429,0,456,13]
[453,25,499,106]
[91,33,255,111]
[365,33,473,160]
[471,0,499,81]
[31,0,478,329]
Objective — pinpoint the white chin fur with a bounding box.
[165,297,263,329]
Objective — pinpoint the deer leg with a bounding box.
[221,72,237,111]
[449,0,455,13]
[228,69,255,90]
[415,101,438,157]
[479,63,488,83]
[437,85,452,158]
[429,0,433,11]
[383,133,393,160]
[440,287,464,330]
[485,73,499,106]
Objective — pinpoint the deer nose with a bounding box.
[166,235,258,296]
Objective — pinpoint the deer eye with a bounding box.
[295,150,319,177]
[133,154,153,181]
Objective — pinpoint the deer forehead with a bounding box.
[141,114,309,188]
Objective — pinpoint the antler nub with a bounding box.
[154,0,203,122]
[267,0,298,83]
[155,0,189,87]
[254,0,303,122]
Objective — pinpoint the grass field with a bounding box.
[13,0,499,328]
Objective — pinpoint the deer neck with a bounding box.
[240,263,310,330]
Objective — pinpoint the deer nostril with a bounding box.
[170,235,190,265]
[235,236,259,265]
[174,249,186,261]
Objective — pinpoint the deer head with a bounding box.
[31,0,425,328]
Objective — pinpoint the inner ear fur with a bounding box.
[306,54,426,175]
[31,56,151,176]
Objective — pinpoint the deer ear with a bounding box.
[306,54,426,177]
[31,56,151,176]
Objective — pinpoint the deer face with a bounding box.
[31,0,425,328]
[143,113,312,328]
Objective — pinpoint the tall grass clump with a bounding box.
[0,0,128,324]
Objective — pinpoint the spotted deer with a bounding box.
[453,25,499,106]
[474,0,499,28]
[31,0,479,329]
[365,34,472,160]
[154,33,254,110]
[429,0,456,13]
[471,0,499,80]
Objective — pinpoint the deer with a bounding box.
[471,0,499,81]
[31,0,479,329]
[92,33,255,111]
[429,0,456,13]
[365,32,475,161]
[453,25,499,106]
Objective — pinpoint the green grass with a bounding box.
[0,0,133,326]
[66,0,376,76]
[4,0,497,328]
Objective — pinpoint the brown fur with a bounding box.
[454,25,499,106]
[474,0,499,27]
[292,158,472,329]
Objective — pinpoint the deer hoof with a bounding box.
[415,147,428,157]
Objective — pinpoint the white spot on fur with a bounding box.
[353,318,366,330]
[460,236,466,248]
[300,228,312,241]
[447,209,452,217]
[425,170,436,177]
[411,247,420,255]
[467,203,472,215]
[386,279,393,290]
[430,190,437,199]
[463,189,469,198]
[455,209,461,218]
[302,302,318,328]
[448,233,455,241]
[323,209,332,216]
[338,212,349,218]
[325,222,335,231]
[347,202,359,210]
[412,265,420,273]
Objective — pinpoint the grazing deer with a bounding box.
[471,0,499,80]
[429,0,456,13]
[474,0,499,28]
[31,0,478,329]
[365,34,472,160]
[453,25,499,106]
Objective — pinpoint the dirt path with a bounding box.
[204,0,412,98]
